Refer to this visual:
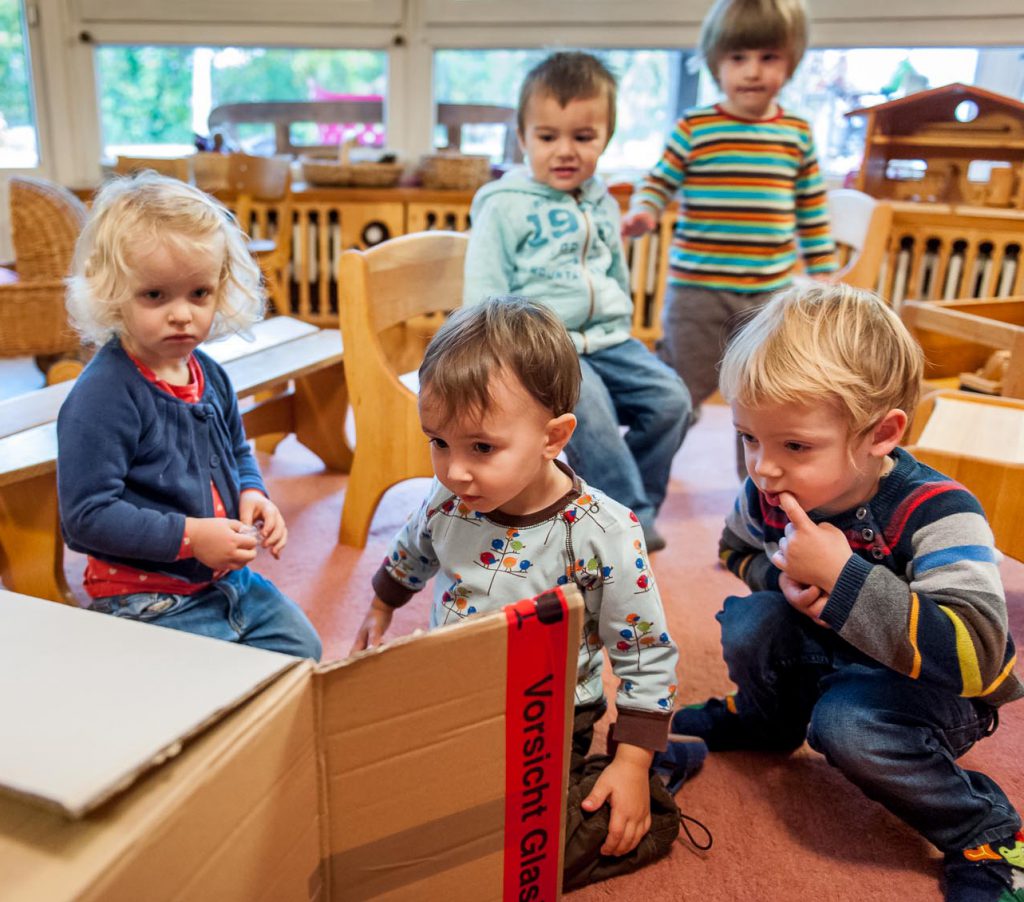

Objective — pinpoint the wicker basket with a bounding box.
[419,153,492,191]
[300,155,403,188]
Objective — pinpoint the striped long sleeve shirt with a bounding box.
[719,448,1023,707]
[631,105,837,293]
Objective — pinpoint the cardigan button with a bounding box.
[861,527,874,541]
[871,547,885,560]
[192,406,209,421]
[210,454,220,468]
[855,506,868,520]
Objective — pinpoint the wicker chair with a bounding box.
[0,177,88,382]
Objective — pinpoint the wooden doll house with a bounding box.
[847,83,1024,209]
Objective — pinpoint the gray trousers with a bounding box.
[657,285,775,479]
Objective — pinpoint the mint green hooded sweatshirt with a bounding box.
[463,168,634,355]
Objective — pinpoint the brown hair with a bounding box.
[419,296,581,424]
[516,51,618,138]
[700,0,808,81]
[719,284,923,439]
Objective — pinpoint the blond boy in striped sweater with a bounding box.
[674,285,1024,902]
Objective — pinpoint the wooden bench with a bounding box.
[0,317,350,604]
[904,389,1024,561]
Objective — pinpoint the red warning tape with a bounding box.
[503,587,571,902]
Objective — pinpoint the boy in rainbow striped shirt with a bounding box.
[622,0,836,461]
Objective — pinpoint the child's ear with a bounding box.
[544,413,577,458]
[517,129,528,156]
[871,408,908,455]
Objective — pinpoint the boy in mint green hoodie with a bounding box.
[463,51,690,552]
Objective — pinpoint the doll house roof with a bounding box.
[845,82,1024,122]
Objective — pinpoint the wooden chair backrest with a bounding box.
[208,99,521,161]
[350,231,467,333]
[114,156,191,182]
[336,231,468,546]
[226,153,292,202]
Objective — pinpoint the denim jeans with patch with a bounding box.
[89,566,322,660]
[564,337,690,528]
[717,590,1019,852]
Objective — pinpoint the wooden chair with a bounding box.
[901,296,1024,397]
[337,231,468,547]
[208,99,521,162]
[436,102,521,163]
[226,153,294,314]
[0,177,88,383]
[826,188,893,293]
[114,155,191,182]
[903,388,1024,561]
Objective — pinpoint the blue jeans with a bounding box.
[89,567,322,660]
[717,591,1019,852]
[565,338,690,527]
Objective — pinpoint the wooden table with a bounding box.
[0,317,350,603]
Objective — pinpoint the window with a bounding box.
[436,45,1024,183]
[0,0,39,168]
[94,45,387,160]
[433,49,687,173]
[696,46,1024,182]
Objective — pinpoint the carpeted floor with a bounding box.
[62,402,1024,901]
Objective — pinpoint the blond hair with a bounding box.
[719,284,923,438]
[517,51,618,138]
[66,171,263,345]
[700,0,808,81]
[420,296,581,424]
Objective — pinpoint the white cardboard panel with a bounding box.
[0,591,298,818]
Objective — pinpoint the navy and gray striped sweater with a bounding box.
[720,447,1023,707]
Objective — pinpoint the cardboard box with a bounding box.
[0,584,582,900]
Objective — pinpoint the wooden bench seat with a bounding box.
[0,317,349,604]
[904,389,1024,562]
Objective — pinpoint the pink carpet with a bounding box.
[64,403,1024,901]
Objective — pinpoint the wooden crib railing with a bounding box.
[242,188,1024,342]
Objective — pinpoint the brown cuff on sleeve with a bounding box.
[371,563,416,609]
[611,708,672,752]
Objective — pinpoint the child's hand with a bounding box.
[349,598,395,655]
[620,210,657,239]
[239,489,287,558]
[772,492,851,595]
[185,517,258,571]
[778,571,830,626]
[582,742,653,856]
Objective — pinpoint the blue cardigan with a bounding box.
[56,339,266,583]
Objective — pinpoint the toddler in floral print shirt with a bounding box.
[350,296,680,862]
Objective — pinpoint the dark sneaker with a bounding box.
[652,736,708,794]
[642,525,667,553]
[670,696,805,752]
[944,857,1024,901]
[945,833,1024,902]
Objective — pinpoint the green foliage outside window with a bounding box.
[0,0,33,128]
[97,47,194,146]
[96,45,387,152]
